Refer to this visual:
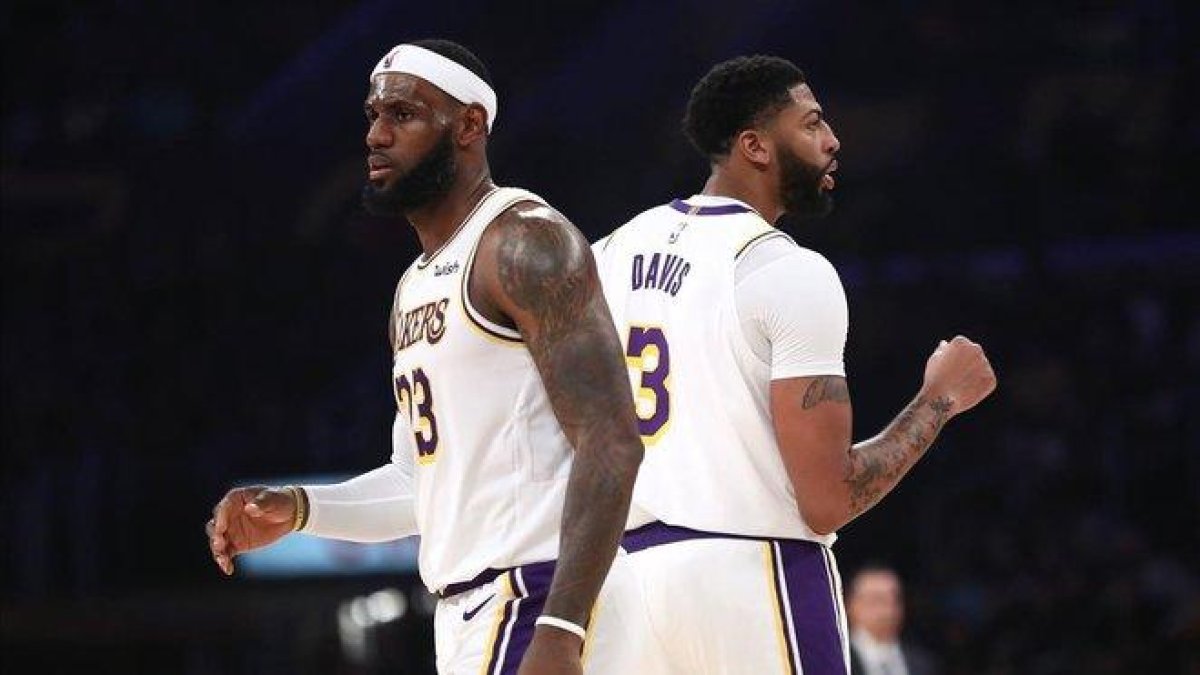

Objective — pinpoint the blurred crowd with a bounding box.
[838,266,1199,674]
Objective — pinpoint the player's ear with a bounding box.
[735,128,771,168]
[457,103,489,146]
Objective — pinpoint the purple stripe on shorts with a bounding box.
[777,539,848,675]
[483,584,516,675]
[767,543,800,675]
[493,560,556,675]
[821,548,849,652]
[669,198,753,216]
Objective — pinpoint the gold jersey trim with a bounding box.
[414,187,500,270]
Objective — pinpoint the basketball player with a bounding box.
[205,40,644,675]
[593,55,997,674]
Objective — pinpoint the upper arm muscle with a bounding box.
[770,375,853,533]
[474,203,637,445]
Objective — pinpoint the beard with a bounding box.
[779,148,834,220]
[361,130,457,216]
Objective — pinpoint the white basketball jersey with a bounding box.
[390,187,573,592]
[595,197,837,546]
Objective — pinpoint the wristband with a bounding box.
[534,615,586,640]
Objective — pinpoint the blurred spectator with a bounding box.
[848,565,939,675]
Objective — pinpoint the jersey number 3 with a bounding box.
[626,326,671,443]
[394,367,439,463]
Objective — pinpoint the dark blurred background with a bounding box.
[2,1,1197,673]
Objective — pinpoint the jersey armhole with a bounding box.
[388,264,419,354]
[458,200,539,344]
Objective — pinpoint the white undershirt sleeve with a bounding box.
[735,238,849,380]
[300,413,417,542]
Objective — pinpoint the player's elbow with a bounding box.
[787,465,850,536]
[798,503,844,536]
[581,424,644,483]
[615,432,645,477]
[806,519,840,537]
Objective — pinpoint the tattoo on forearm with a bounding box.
[802,376,850,409]
[843,395,952,517]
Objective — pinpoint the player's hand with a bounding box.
[516,627,584,675]
[205,486,297,576]
[921,335,997,417]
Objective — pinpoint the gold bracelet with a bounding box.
[286,485,308,532]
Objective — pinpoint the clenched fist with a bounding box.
[922,335,997,417]
[205,486,298,575]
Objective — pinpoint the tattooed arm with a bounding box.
[471,202,643,666]
[771,336,996,534]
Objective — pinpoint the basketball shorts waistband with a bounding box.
[437,559,556,599]
[440,522,822,596]
[622,521,824,553]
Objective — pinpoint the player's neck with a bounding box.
[701,169,784,224]
[407,169,496,258]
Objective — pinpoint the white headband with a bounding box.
[370,44,498,132]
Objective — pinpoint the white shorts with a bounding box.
[432,553,643,674]
[619,522,851,675]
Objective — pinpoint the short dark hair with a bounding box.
[683,55,806,159]
[410,38,493,88]
[848,564,902,596]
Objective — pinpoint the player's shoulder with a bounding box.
[738,236,842,287]
[781,241,838,270]
[482,191,591,290]
[489,186,566,227]
[465,186,593,308]
[494,201,571,235]
[592,202,676,254]
[483,186,582,247]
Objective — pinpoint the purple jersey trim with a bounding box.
[669,198,753,216]
[623,520,783,552]
[438,566,509,598]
